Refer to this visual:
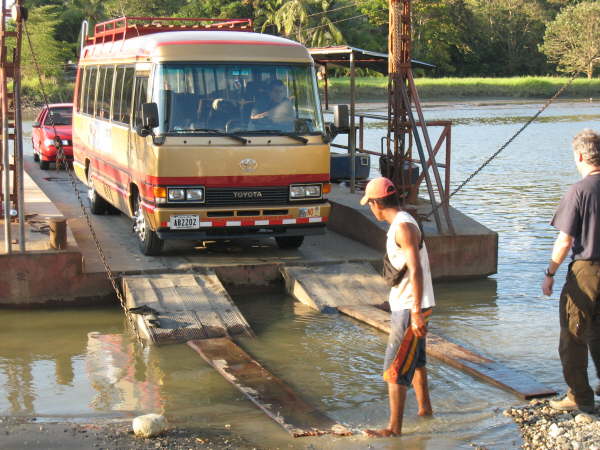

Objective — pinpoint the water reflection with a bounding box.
[85,332,163,413]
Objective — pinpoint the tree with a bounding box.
[70,0,106,26]
[260,0,346,47]
[467,0,549,76]
[104,0,187,18]
[20,6,71,78]
[541,1,600,78]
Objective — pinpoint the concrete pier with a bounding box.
[0,168,112,306]
[327,183,498,280]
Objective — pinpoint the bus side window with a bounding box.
[121,68,135,125]
[83,66,98,116]
[94,67,106,118]
[75,67,85,112]
[112,67,124,122]
[100,66,114,120]
[133,76,149,129]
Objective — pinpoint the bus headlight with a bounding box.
[290,184,322,200]
[153,186,167,204]
[186,188,204,202]
[168,188,186,201]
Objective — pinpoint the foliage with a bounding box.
[20,77,74,106]
[10,0,600,89]
[20,6,71,79]
[541,1,600,79]
[260,0,345,47]
[323,76,600,100]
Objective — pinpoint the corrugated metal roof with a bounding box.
[309,45,435,72]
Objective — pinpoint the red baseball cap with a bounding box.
[359,177,397,205]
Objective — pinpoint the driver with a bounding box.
[250,80,293,129]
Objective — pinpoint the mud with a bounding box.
[0,416,254,450]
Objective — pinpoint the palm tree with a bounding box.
[261,0,345,47]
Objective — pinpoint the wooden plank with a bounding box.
[281,263,388,313]
[122,272,252,345]
[188,338,351,437]
[338,305,556,400]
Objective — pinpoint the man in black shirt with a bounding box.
[543,129,600,413]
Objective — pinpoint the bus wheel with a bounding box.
[87,169,109,214]
[33,151,39,162]
[133,194,164,256]
[40,160,49,170]
[275,236,304,249]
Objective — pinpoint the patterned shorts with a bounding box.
[383,308,432,385]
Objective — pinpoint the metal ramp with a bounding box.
[122,271,349,437]
[281,262,388,312]
[282,263,556,400]
[188,338,350,437]
[123,272,253,345]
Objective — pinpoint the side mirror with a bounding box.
[141,102,159,129]
[32,121,40,128]
[135,125,151,137]
[323,123,338,143]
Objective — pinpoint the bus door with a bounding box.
[130,74,149,199]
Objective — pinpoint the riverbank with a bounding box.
[322,76,600,102]
[0,416,253,450]
[505,399,600,449]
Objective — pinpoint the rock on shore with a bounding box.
[504,399,600,450]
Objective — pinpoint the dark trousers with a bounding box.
[559,260,600,408]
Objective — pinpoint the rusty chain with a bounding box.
[426,73,579,220]
[23,22,143,345]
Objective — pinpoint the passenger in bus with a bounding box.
[168,92,201,131]
[250,80,294,130]
[208,98,238,131]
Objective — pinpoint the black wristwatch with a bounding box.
[545,269,555,277]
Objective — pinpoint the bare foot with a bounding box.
[418,408,433,417]
[363,428,399,437]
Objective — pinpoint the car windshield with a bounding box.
[152,63,324,136]
[44,107,72,126]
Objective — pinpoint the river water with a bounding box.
[3,100,600,448]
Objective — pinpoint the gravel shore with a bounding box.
[0,416,254,450]
[505,399,600,449]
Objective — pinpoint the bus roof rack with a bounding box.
[86,17,254,45]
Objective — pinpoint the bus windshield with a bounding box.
[152,63,324,136]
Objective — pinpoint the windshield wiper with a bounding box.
[247,130,308,144]
[170,128,248,144]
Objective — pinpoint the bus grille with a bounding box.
[205,187,289,206]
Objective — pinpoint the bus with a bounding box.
[73,17,331,255]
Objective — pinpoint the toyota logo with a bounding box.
[240,158,258,172]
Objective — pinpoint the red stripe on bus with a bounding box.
[144,174,329,187]
[156,40,301,47]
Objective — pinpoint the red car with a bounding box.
[31,103,73,170]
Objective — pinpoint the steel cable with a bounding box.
[23,22,144,345]
[425,73,579,220]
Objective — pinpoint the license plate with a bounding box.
[298,207,320,218]
[169,215,200,230]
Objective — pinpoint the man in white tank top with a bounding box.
[360,177,435,437]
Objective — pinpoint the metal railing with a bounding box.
[331,111,452,211]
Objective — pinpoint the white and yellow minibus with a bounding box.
[73,17,331,255]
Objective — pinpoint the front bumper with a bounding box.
[147,201,331,240]
[156,222,326,240]
[42,146,74,161]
